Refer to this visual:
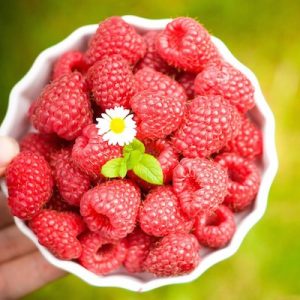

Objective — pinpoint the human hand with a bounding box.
[0,136,65,299]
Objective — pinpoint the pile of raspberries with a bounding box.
[5,16,263,277]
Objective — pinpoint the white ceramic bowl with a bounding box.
[0,15,278,292]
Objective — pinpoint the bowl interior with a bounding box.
[0,16,278,292]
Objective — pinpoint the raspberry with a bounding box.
[50,148,91,206]
[193,205,236,248]
[215,153,260,211]
[72,124,122,179]
[176,72,196,99]
[80,179,141,239]
[123,227,156,273]
[135,67,187,103]
[30,72,92,141]
[135,31,175,75]
[20,132,62,161]
[194,61,255,113]
[79,231,127,275]
[173,95,241,158]
[156,17,221,72]
[143,233,200,276]
[128,139,179,191]
[139,186,193,237]
[85,16,146,66]
[52,50,88,80]
[224,115,263,160]
[29,210,85,260]
[130,90,185,140]
[173,158,228,218]
[6,151,53,220]
[86,55,136,110]
[45,189,76,212]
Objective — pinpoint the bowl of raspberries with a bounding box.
[0,15,278,291]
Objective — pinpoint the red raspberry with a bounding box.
[79,231,127,275]
[85,16,146,66]
[139,186,193,237]
[80,179,141,239]
[29,210,85,260]
[135,67,187,103]
[224,115,263,160]
[130,90,185,140]
[193,205,236,249]
[20,132,62,161]
[30,72,92,141]
[135,31,175,75]
[176,72,196,99]
[72,124,122,179]
[6,151,53,220]
[215,153,260,212]
[45,190,76,212]
[51,148,91,206]
[128,139,179,191]
[52,50,88,80]
[173,158,228,218]
[194,61,255,113]
[156,17,221,72]
[123,227,156,273]
[143,233,200,276]
[173,95,241,158]
[86,55,136,110]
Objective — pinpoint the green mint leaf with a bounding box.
[119,159,128,178]
[126,150,143,170]
[101,158,124,178]
[133,154,163,185]
[123,138,145,156]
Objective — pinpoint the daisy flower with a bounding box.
[96,106,137,146]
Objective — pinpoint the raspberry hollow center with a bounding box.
[110,118,125,133]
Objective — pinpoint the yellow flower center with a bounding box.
[110,118,125,134]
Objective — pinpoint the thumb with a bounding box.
[0,136,20,176]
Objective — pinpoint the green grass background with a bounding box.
[0,0,299,299]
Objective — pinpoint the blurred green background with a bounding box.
[0,0,299,299]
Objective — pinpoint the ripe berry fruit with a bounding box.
[50,148,90,206]
[173,158,228,218]
[85,16,146,66]
[215,153,260,211]
[156,17,221,72]
[30,72,92,141]
[131,90,185,140]
[123,227,156,273]
[6,151,53,220]
[52,50,88,80]
[86,54,137,110]
[80,179,141,239]
[143,233,200,276]
[224,115,263,160]
[139,186,193,237]
[173,95,241,158]
[79,231,127,275]
[72,124,122,179]
[193,205,236,248]
[29,210,85,260]
[20,132,62,161]
[194,61,255,113]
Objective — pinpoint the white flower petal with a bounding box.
[96,119,110,134]
[101,113,111,121]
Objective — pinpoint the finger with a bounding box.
[0,225,36,264]
[0,192,13,229]
[0,136,20,176]
[0,251,66,299]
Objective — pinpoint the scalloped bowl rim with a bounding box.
[0,15,278,292]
